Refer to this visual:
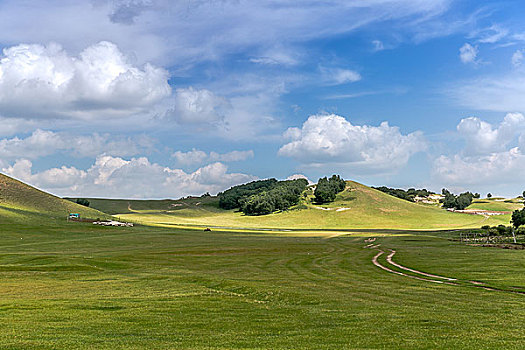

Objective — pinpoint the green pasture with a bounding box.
[0,220,523,348]
[100,181,512,230]
[468,198,524,212]
[1,174,524,348]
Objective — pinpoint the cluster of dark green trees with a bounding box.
[441,189,478,210]
[218,179,278,210]
[313,175,346,204]
[372,186,434,202]
[75,198,90,207]
[241,179,309,215]
[218,178,308,215]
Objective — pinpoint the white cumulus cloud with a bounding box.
[2,155,256,199]
[456,113,525,155]
[165,87,229,125]
[433,113,525,188]
[0,129,154,160]
[512,49,524,67]
[320,66,361,85]
[286,173,313,184]
[459,43,478,64]
[434,148,525,186]
[172,149,254,166]
[0,41,171,120]
[278,114,425,174]
[162,85,280,139]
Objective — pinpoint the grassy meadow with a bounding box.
[0,220,523,348]
[468,198,524,212]
[1,175,524,348]
[94,181,512,230]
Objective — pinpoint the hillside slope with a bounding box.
[0,173,107,223]
[467,198,524,212]
[92,181,511,230]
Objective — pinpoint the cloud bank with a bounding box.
[433,113,525,187]
[279,114,425,174]
[172,149,254,166]
[0,41,170,120]
[3,155,256,199]
[0,129,154,160]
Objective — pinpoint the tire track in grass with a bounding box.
[372,251,452,284]
[367,242,525,295]
[385,250,457,282]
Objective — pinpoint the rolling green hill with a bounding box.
[88,181,511,231]
[64,197,190,216]
[0,173,107,223]
[0,176,523,348]
[467,198,524,212]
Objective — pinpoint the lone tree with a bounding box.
[512,208,525,229]
[510,208,525,243]
[487,193,492,199]
[522,190,525,199]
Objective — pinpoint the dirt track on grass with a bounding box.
[372,250,453,284]
[385,250,456,281]
[368,243,525,295]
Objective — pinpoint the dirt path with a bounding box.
[368,242,525,295]
[372,251,451,284]
[385,250,457,281]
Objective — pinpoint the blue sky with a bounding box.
[0,0,525,198]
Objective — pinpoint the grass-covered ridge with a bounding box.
[0,173,107,223]
[89,181,511,230]
[467,198,524,212]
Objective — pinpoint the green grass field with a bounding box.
[467,198,524,212]
[0,221,524,348]
[1,174,524,348]
[90,181,512,230]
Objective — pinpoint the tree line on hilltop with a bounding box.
[218,174,346,216]
[373,185,481,211]
[372,186,435,202]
